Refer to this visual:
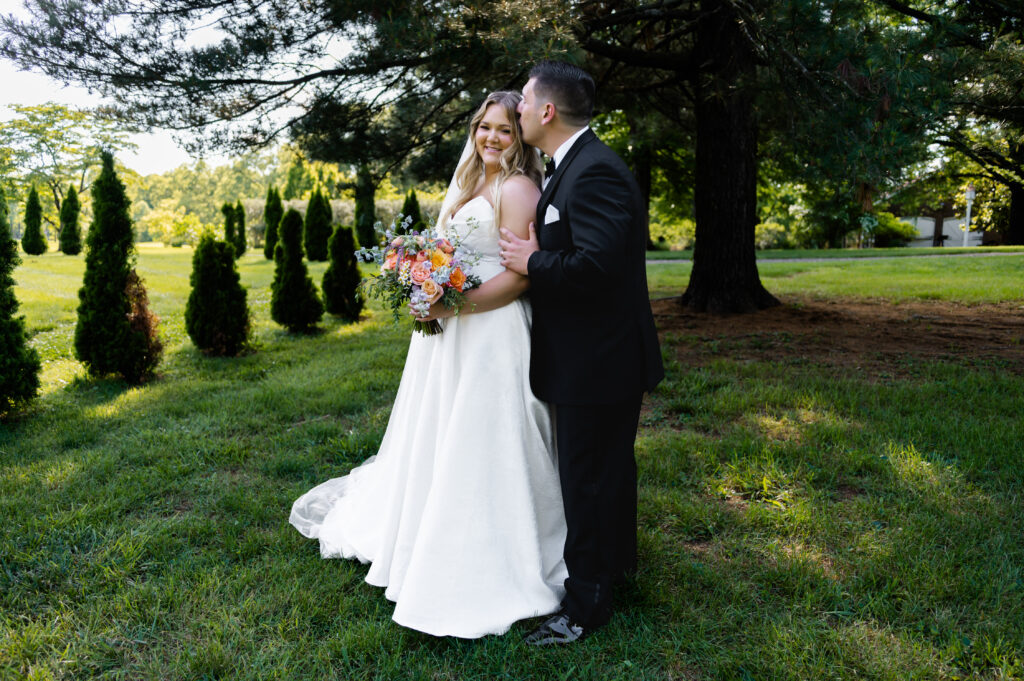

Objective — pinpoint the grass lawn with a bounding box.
[3,244,1023,680]
[647,245,1024,261]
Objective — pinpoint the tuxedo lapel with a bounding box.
[538,129,598,212]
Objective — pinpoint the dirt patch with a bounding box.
[652,295,1024,376]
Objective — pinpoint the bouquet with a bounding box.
[356,215,482,335]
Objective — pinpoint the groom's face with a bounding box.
[517,79,543,147]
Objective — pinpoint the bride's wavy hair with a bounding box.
[444,91,543,231]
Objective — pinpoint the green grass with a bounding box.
[648,253,1024,303]
[3,244,1023,680]
[647,245,1024,261]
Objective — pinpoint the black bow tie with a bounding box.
[544,159,556,179]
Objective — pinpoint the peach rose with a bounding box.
[416,250,429,262]
[430,249,451,269]
[391,237,405,248]
[383,252,398,270]
[449,267,466,291]
[410,260,433,285]
[437,239,455,254]
[420,277,443,303]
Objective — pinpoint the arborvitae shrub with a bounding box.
[122,270,163,383]
[401,189,425,233]
[185,234,251,355]
[59,184,82,255]
[263,186,282,260]
[0,186,41,416]
[21,186,46,255]
[322,224,364,322]
[303,188,331,261]
[75,151,161,383]
[233,200,247,256]
[354,187,376,249]
[221,202,236,256]
[272,208,323,332]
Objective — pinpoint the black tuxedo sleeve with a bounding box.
[527,161,634,296]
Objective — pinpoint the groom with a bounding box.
[500,60,664,644]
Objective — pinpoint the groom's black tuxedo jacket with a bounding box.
[527,129,664,405]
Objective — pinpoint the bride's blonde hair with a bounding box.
[443,91,543,230]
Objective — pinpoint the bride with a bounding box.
[289,91,568,638]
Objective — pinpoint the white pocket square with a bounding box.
[544,204,560,224]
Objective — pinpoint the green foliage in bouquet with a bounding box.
[272,208,323,332]
[322,224,363,322]
[59,184,82,255]
[185,233,251,355]
[0,186,41,417]
[21,185,47,255]
[263,186,283,260]
[75,151,162,383]
[233,200,247,256]
[303,188,331,261]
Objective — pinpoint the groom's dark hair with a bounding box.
[529,61,595,127]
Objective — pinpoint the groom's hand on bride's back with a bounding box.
[499,223,538,276]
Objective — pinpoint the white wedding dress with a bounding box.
[289,196,568,638]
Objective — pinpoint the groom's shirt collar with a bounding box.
[551,126,590,170]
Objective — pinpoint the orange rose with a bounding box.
[383,252,398,270]
[430,249,451,269]
[449,267,466,291]
[420,277,443,303]
[410,260,432,284]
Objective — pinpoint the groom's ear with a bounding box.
[541,102,556,126]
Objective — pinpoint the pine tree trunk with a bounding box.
[1007,182,1024,246]
[680,0,778,313]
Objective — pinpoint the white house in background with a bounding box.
[900,216,984,247]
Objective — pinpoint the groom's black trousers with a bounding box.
[555,397,643,629]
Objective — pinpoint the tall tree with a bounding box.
[303,188,331,262]
[220,202,236,254]
[0,185,41,416]
[21,185,46,255]
[75,152,161,383]
[263,186,283,260]
[233,200,247,256]
[58,183,82,255]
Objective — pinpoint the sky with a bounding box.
[0,0,230,176]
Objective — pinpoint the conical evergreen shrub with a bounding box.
[263,186,282,260]
[21,186,46,255]
[354,188,376,249]
[185,233,251,355]
[233,200,247,256]
[59,184,82,255]
[272,208,323,332]
[322,224,364,322]
[75,151,162,383]
[303,188,331,261]
[0,186,41,417]
[401,189,425,233]
[221,202,237,256]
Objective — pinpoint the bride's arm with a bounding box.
[419,177,539,319]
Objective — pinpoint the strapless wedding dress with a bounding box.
[289,196,568,638]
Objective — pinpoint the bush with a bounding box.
[21,186,47,255]
[354,174,376,249]
[185,234,251,355]
[649,217,695,251]
[271,208,323,332]
[233,200,247,256]
[303,188,331,261]
[0,186,41,417]
[59,184,82,255]
[221,203,237,257]
[263,186,282,260]
[870,211,919,247]
[755,221,791,250]
[75,151,161,383]
[400,189,425,233]
[122,270,163,384]
[322,224,364,322]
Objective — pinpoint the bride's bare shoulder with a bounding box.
[500,174,541,203]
